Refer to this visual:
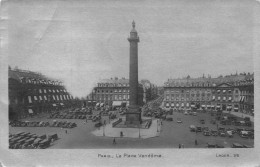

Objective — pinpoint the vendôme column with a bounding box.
[126,21,142,126]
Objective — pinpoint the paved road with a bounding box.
[9,111,253,148]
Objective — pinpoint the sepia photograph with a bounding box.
[1,0,260,166]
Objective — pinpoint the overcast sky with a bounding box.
[6,0,256,97]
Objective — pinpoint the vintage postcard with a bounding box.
[0,0,259,166]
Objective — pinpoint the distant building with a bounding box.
[8,66,75,119]
[163,73,254,116]
[86,77,145,108]
[140,79,159,103]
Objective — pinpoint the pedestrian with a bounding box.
[65,130,67,134]
[113,138,116,144]
[195,139,198,145]
[179,144,181,149]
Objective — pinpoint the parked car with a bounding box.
[240,131,249,138]
[196,126,202,132]
[232,143,243,148]
[190,125,196,132]
[226,131,233,138]
[203,130,211,136]
[219,131,226,137]
[207,143,216,148]
[211,130,218,136]
[177,118,182,123]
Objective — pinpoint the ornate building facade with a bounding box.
[163,73,254,116]
[86,77,145,108]
[9,67,76,119]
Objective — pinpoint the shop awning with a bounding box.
[223,97,226,101]
[207,105,211,107]
[212,96,215,100]
[166,103,169,107]
[186,103,190,107]
[176,103,179,107]
[112,101,122,106]
[96,103,100,106]
[218,97,221,100]
[181,103,184,107]
[52,104,57,107]
[60,103,64,106]
[223,90,226,93]
[201,105,205,107]
[216,106,221,108]
[217,90,220,92]
[211,105,214,107]
[100,103,104,106]
[234,107,239,110]
[171,103,174,107]
[28,109,33,114]
[191,104,195,107]
[228,97,232,101]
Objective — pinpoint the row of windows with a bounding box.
[29,88,67,94]
[28,94,73,103]
[20,78,62,86]
[165,89,211,94]
[97,83,129,87]
[165,93,211,98]
[96,89,130,93]
[165,82,215,87]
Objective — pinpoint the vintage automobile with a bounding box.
[196,126,202,132]
[203,130,211,136]
[190,125,196,132]
[232,143,244,148]
[226,131,233,138]
[219,131,226,137]
[38,140,51,149]
[211,130,218,136]
[239,131,249,138]
[207,143,216,148]
[243,144,253,148]
[215,144,224,148]
[177,118,182,123]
